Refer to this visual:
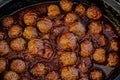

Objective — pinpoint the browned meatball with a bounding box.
[89,21,102,34]
[30,63,46,77]
[23,11,38,25]
[64,13,77,24]
[0,40,10,56]
[10,37,26,51]
[78,60,89,74]
[95,34,107,46]
[0,32,5,40]
[47,4,60,16]
[10,59,26,73]
[110,39,118,51]
[3,71,19,80]
[107,52,119,66]
[58,32,77,51]
[89,69,105,80]
[60,0,73,12]
[86,5,102,20]
[8,25,23,38]
[23,26,38,40]
[0,58,7,73]
[80,40,93,57]
[59,51,77,66]
[93,48,106,64]
[75,4,86,15]
[37,18,52,33]
[2,16,14,28]
[70,21,86,36]
[61,66,79,80]
[46,71,59,80]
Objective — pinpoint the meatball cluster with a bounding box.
[0,0,119,80]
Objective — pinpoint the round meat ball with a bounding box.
[80,40,93,57]
[69,21,86,36]
[28,39,44,56]
[86,5,102,20]
[78,60,88,74]
[10,59,26,73]
[23,11,38,25]
[0,32,5,40]
[93,48,106,64]
[47,4,60,16]
[89,21,102,34]
[107,52,119,66]
[95,34,107,46]
[61,66,79,80]
[0,58,7,73]
[30,63,46,77]
[64,13,77,24]
[3,71,19,80]
[75,4,86,15]
[10,37,26,51]
[60,51,77,66]
[8,24,23,38]
[37,18,52,33]
[58,32,77,51]
[110,39,118,51]
[89,69,105,80]
[60,0,73,12]
[46,71,59,80]
[0,40,10,56]
[23,26,38,40]
[2,16,14,28]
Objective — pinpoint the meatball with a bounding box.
[0,40,10,56]
[95,34,107,46]
[28,39,53,58]
[2,16,14,28]
[46,71,59,80]
[47,4,60,16]
[0,32,5,40]
[58,32,77,51]
[10,59,26,73]
[110,39,118,51]
[60,51,77,66]
[23,11,38,25]
[0,58,7,73]
[10,37,26,51]
[107,52,119,66]
[78,60,89,74]
[37,18,52,33]
[64,13,77,24]
[89,69,105,80]
[23,26,38,40]
[3,71,19,80]
[30,63,46,77]
[60,0,73,12]
[93,48,106,64]
[8,25,23,38]
[61,66,79,80]
[80,40,93,57]
[86,5,102,20]
[89,21,102,34]
[75,4,86,15]
[69,21,86,36]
